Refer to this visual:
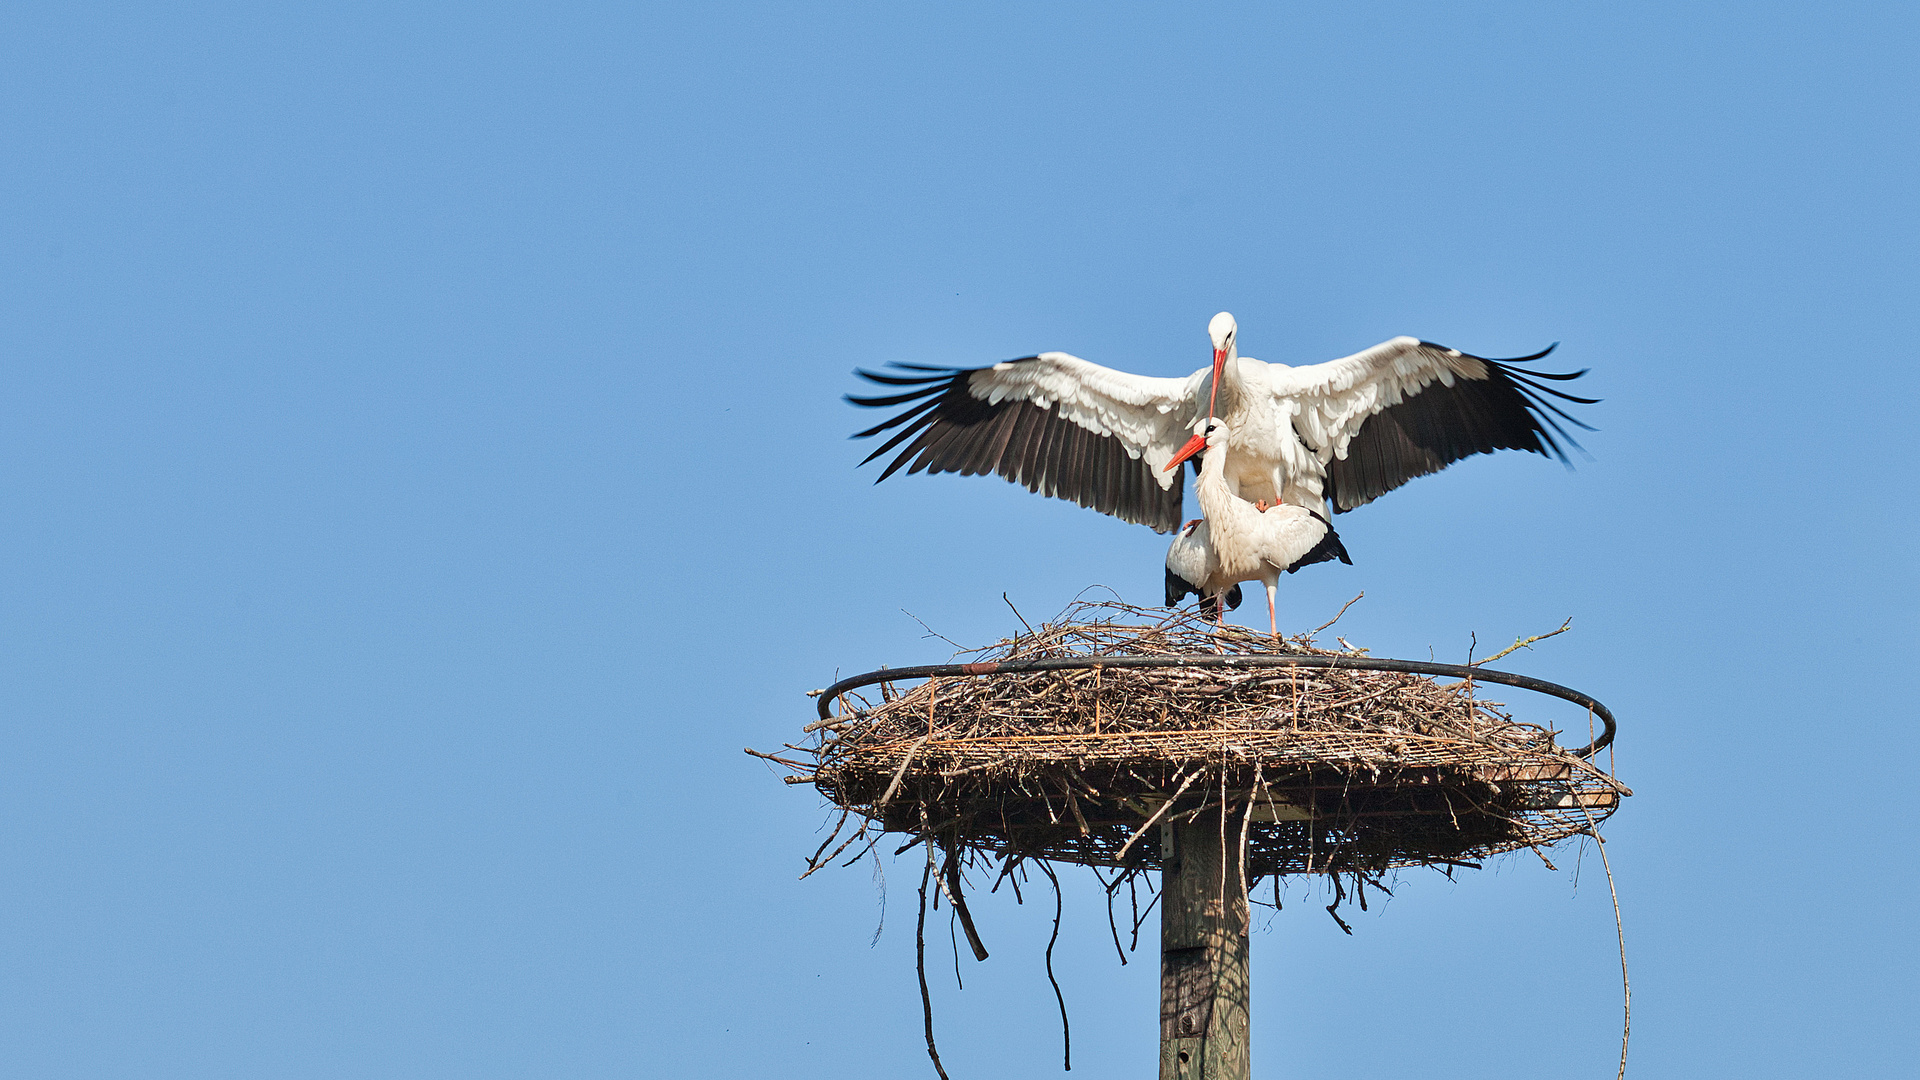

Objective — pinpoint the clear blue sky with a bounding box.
[1,2,1914,1077]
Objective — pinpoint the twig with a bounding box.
[1311,592,1364,635]
[1324,873,1353,935]
[903,608,965,650]
[1094,664,1103,735]
[1099,869,1129,966]
[1473,618,1574,667]
[1039,862,1072,1071]
[989,854,1026,896]
[1218,750,1230,917]
[742,747,810,769]
[1115,770,1203,864]
[1004,592,1036,638]
[1577,806,1630,1080]
[799,812,861,881]
[1129,874,1143,951]
[939,845,991,962]
[1239,764,1260,921]
[805,809,850,863]
[1131,884,1161,944]
[837,830,884,871]
[949,909,962,990]
[878,735,932,809]
[915,852,950,1080]
[1322,683,1407,712]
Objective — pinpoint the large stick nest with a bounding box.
[772,601,1626,881]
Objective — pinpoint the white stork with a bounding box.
[1164,418,1352,637]
[848,312,1594,534]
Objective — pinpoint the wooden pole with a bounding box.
[1159,816,1250,1080]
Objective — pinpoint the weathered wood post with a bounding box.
[1159,816,1251,1080]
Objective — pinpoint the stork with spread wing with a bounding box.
[847,312,1595,535]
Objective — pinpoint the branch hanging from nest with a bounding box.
[1578,803,1631,1080]
[1038,861,1071,1072]
[939,843,990,962]
[915,851,950,1080]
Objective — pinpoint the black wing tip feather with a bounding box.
[844,386,946,408]
[852,370,953,387]
[1497,365,1601,404]
[1478,348,1601,445]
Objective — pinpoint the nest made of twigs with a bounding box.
[765,601,1625,881]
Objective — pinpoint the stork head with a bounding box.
[1165,417,1231,473]
[1204,312,1237,418]
[1208,312,1237,356]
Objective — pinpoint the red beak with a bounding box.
[1207,347,1227,419]
[1164,432,1207,472]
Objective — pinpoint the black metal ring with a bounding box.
[815,654,1616,758]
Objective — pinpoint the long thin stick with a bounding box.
[1115,769,1202,864]
[1100,869,1129,965]
[1004,592,1036,638]
[1239,763,1261,905]
[878,734,931,808]
[1311,592,1364,635]
[1579,806,1630,1080]
[916,853,950,1080]
[1474,618,1573,667]
[1039,862,1072,1071]
[939,845,990,962]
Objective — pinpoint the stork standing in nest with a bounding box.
[1164,418,1351,636]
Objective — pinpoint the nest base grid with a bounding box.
[778,603,1624,882]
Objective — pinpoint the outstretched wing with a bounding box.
[1272,337,1597,512]
[848,353,1207,534]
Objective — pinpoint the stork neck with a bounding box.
[1194,438,1233,518]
